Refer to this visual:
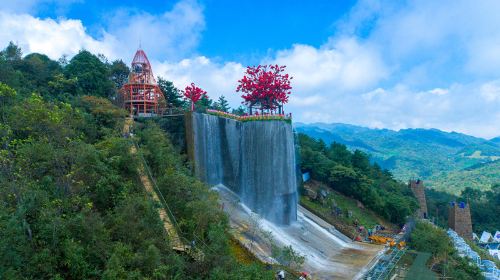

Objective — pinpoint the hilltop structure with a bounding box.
[448,201,473,240]
[120,49,165,116]
[409,179,428,219]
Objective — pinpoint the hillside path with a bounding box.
[124,117,187,251]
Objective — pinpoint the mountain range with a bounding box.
[294,123,500,194]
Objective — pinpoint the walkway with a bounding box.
[124,118,188,252]
[362,247,406,280]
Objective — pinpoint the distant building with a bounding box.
[409,179,428,219]
[476,231,500,261]
[481,231,495,243]
[448,201,473,240]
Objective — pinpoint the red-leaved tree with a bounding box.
[236,65,292,114]
[183,83,207,111]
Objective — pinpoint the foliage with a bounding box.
[428,160,500,194]
[77,95,128,140]
[207,109,291,123]
[158,77,186,108]
[0,43,272,279]
[231,105,247,116]
[136,123,273,279]
[410,222,483,279]
[410,222,453,260]
[0,82,17,122]
[236,65,292,111]
[65,50,115,98]
[109,59,130,89]
[1,41,22,61]
[295,123,500,193]
[426,185,500,233]
[298,133,418,224]
[0,92,166,279]
[214,95,230,112]
[183,82,207,111]
[300,187,396,238]
[271,245,305,270]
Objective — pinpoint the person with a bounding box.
[276,270,285,280]
[298,272,308,279]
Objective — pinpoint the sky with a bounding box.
[0,0,499,139]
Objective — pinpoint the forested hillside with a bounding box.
[295,122,500,193]
[297,133,499,233]
[426,185,500,233]
[0,43,271,279]
[298,134,418,225]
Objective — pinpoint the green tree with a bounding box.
[195,95,215,112]
[1,42,22,61]
[0,45,273,279]
[214,95,230,112]
[0,83,16,122]
[410,221,483,279]
[231,105,247,115]
[460,187,482,201]
[158,77,185,108]
[18,53,63,97]
[410,222,452,261]
[65,50,114,98]
[47,73,77,99]
[109,60,130,90]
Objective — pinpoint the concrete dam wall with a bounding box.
[186,112,298,224]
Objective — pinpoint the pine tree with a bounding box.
[158,78,185,108]
[215,95,230,112]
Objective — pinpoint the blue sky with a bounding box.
[1,0,499,138]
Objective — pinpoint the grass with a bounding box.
[466,239,500,266]
[206,109,292,123]
[228,237,260,265]
[300,181,396,238]
[405,252,437,280]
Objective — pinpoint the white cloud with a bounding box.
[153,57,245,107]
[152,36,388,113]
[269,0,500,138]
[297,82,499,138]
[0,12,114,59]
[428,88,449,96]
[289,95,324,107]
[271,39,387,92]
[342,0,500,77]
[104,0,205,61]
[0,0,499,138]
[0,0,204,61]
[480,81,500,102]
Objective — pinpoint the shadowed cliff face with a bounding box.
[190,113,298,224]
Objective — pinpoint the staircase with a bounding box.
[124,118,204,261]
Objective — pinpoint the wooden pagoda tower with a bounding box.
[120,49,165,116]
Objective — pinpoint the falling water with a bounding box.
[188,113,383,279]
[190,113,298,224]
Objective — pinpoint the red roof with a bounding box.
[132,49,151,67]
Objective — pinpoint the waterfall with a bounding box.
[189,113,298,224]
